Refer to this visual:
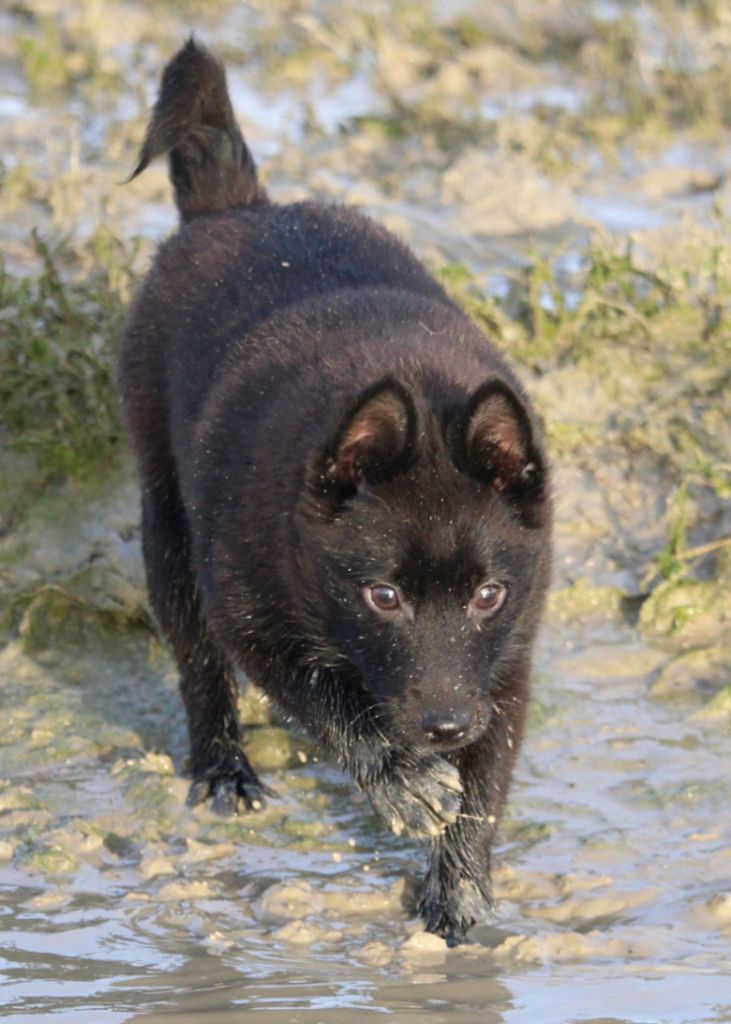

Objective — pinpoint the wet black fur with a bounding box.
[118,40,552,943]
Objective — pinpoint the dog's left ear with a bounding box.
[455,379,548,525]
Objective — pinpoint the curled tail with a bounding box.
[129,39,267,221]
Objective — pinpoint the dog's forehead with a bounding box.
[348,463,530,583]
[388,491,518,595]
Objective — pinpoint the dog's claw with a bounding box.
[187,774,271,815]
[366,753,463,839]
[186,745,273,815]
[186,779,212,807]
[211,778,241,816]
[419,874,492,944]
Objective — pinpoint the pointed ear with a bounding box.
[456,379,548,524]
[316,378,416,500]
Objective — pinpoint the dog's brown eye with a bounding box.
[471,583,506,617]
[366,584,401,613]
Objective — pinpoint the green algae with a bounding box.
[18,585,148,654]
[502,819,554,847]
[0,230,141,490]
[244,727,310,771]
[546,580,627,625]
[22,845,79,876]
[639,574,731,644]
[650,645,731,699]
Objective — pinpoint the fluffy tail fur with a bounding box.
[129,39,267,221]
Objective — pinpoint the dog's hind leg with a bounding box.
[141,475,269,815]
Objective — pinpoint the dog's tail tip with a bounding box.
[129,38,266,220]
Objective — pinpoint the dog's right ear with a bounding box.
[311,378,416,503]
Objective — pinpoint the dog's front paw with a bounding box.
[419,872,492,945]
[365,753,463,838]
[187,744,274,816]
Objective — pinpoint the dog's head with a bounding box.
[297,375,552,753]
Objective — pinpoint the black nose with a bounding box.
[421,710,472,745]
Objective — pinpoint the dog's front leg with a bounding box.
[419,682,529,944]
[262,662,463,838]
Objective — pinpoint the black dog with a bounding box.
[118,40,552,943]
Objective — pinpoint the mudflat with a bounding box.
[1,2,730,1022]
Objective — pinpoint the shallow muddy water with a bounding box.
[2,2,731,1021]
[2,613,731,1023]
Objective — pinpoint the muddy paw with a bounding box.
[366,753,463,838]
[187,745,274,815]
[419,874,492,946]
